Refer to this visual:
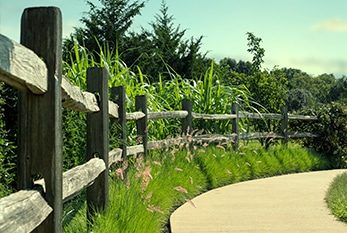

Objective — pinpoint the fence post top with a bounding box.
[22,6,62,17]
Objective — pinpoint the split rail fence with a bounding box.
[0,7,317,233]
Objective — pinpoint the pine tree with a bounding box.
[63,0,145,60]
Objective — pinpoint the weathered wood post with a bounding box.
[18,7,63,233]
[231,103,239,150]
[86,68,109,222]
[182,99,193,135]
[182,99,193,149]
[281,106,289,144]
[111,86,127,159]
[135,95,148,157]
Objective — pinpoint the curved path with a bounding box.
[170,169,347,233]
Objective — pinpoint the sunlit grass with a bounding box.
[64,143,330,233]
[326,172,347,222]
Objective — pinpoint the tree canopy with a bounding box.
[63,0,145,60]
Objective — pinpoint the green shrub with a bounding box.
[0,83,16,197]
[291,103,347,168]
[326,172,347,222]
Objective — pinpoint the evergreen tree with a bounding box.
[122,1,206,82]
[63,0,145,60]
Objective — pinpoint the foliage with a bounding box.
[62,110,86,170]
[287,88,314,111]
[63,0,145,61]
[291,103,347,168]
[63,42,252,142]
[325,172,347,222]
[283,68,337,106]
[246,32,265,72]
[64,143,330,232]
[122,1,206,82]
[0,83,16,197]
[219,58,253,75]
[329,76,347,102]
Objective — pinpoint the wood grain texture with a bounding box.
[127,145,144,156]
[126,111,145,120]
[193,134,236,144]
[108,100,119,118]
[135,95,148,157]
[239,132,283,140]
[288,114,317,120]
[34,158,106,202]
[147,137,186,150]
[0,34,47,94]
[288,132,318,138]
[108,148,123,166]
[19,7,63,233]
[0,190,52,233]
[61,75,99,112]
[239,111,282,120]
[182,99,193,135]
[111,86,127,159]
[86,68,109,219]
[148,111,188,120]
[192,113,237,120]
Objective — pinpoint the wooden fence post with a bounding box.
[135,95,148,157]
[182,99,193,135]
[281,106,289,144]
[231,103,239,150]
[86,68,109,222]
[18,7,63,233]
[111,86,127,159]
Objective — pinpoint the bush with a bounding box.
[291,103,347,168]
[0,84,16,197]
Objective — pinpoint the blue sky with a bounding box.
[0,0,347,76]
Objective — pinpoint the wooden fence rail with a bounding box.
[0,6,319,233]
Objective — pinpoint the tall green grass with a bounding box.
[63,42,253,140]
[64,143,330,233]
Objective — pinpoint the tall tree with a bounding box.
[122,1,205,82]
[63,0,145,60]
[246,32,265,72]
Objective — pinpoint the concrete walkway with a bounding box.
[170,169,347,233]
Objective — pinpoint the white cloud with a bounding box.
[312,19,347,32]
[288,58,347,76]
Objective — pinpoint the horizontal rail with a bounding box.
[62,76,119,118]
[288,114,317,120]
[34,158,106,202]
[127,145,144,156]
[147,137,187,150]
[192,112,237,120]
[109,148,123,166]
[108,100,119,118]
[240,132,283,140]
[192,134,236,144]
[126,111,145,121]
[239,111,282,120]
[0,34,47,94]
[288,132,318,138]
[0,190,52,233]
[61,76,99,112]
[148,111,188,120]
